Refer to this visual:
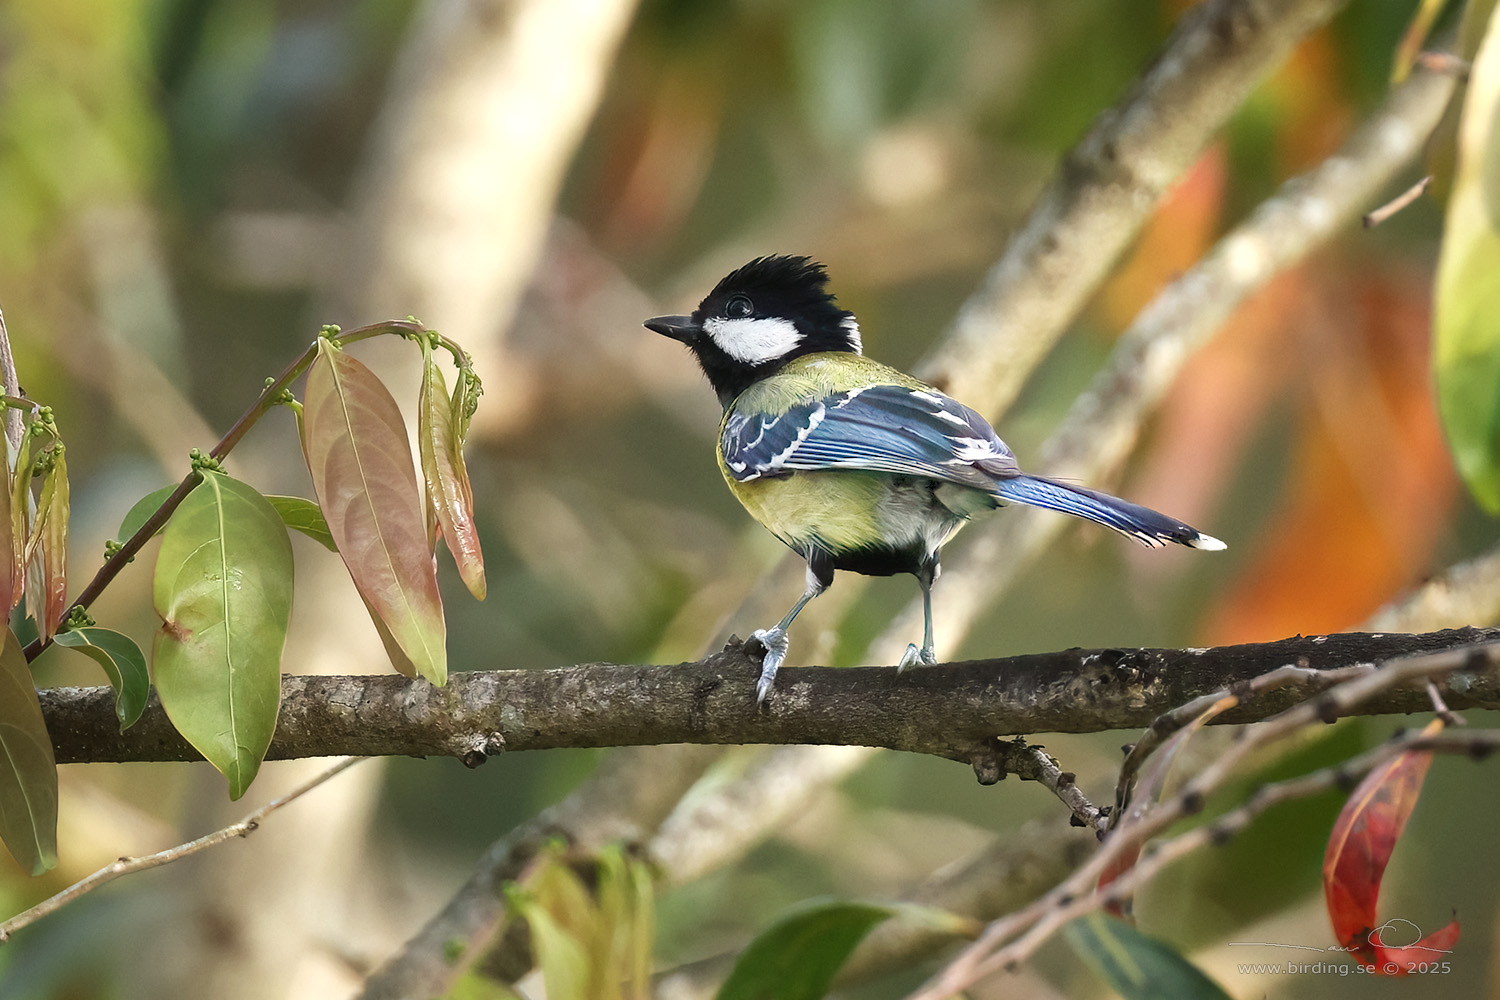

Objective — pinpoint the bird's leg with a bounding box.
[897,561,939,671]
[748,558,829,704]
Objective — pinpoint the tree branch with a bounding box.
[918,0,1350,413]
[42,628,1500,766]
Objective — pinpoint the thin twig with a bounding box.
[0,757,364,942]
[961,727,1500,986]
[1426,678,1463,725]
[1112,662,1371,822]
[1414,51,1471,78]
[910,640,1500,998]
[1362,174,1432,227]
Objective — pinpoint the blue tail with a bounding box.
[992,475,1224,550]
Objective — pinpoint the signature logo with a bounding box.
[1229,918,1455,956]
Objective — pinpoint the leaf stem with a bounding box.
[23,320,436,661]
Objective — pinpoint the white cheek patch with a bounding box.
[703,315,803,364]
[840,316,863,353]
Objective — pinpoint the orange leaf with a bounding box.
[1322,718,1458,973]
[303,340,447,684]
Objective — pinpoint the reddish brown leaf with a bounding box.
[302,340,447,684]
[1323,718,1458,973]
[8,432,30,615]
[39,446,67,642]
[419,343,486,600]
[0,431,13,616]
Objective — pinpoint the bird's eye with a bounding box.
[726,295,754,318]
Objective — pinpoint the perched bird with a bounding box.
[647,255,1224,703]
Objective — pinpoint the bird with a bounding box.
[646,255,1224,704]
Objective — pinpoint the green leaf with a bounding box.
[265,495,337,552]
[1063,913,1232,1000]
[302,339,446,684]
[116,484,177,545]
[715,900,895,1000]
[0,626,57,874]
[1436,5,1500,511]
[152,472,292,799]
[419,343,486,600]
[53,627,149,730]
[520,899,591,1000]
[441,972,524,1000]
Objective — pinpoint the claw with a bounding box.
[896,642,938,673]
[749,627,789,705]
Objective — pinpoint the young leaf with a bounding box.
[1435,6,1500,510]
[38,445,68,642]
[0,626,58,875]
[9,430,31,613]
[264,494,337,552]
[715,900,895,1000]
[302,339,446,684]
[153,472,292,799]
[0,427,13,616]
[1322,717,1458,972]
[116,484,177,545]
[516,896,591,1000]
[1063,913,1231,1000]
[53,627,149,730]
[419,343,486,599]
[509,844,655,1000]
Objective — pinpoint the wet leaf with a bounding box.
[0,626,57,874]
[152,472,292,799]
[53,627,149,730]
[1435,5,1500,511]
[265,494,337,552]
[1323,718,1458,972]
[302,339,446,684]
[716,900,895,1000]
[419,342,486,600]
[1064,912,1231,1000]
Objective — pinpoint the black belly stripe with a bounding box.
[827,541,928,578]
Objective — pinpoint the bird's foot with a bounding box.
[896,642,938,673]
[748,627,790,705]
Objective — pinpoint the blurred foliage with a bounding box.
[0,1,1496,998]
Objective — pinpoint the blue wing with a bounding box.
[721,384,1018,489]
[721,382,1226,550]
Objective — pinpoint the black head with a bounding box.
[645,255,861,406]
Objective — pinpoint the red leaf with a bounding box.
[302,340,447,684]
[1322,718,1458,973]
[419,343,486,600]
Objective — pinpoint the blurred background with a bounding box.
[0,0,1496,997]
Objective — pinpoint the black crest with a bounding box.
[681,255,859,405]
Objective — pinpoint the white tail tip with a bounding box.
[1190,532,1227,551]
